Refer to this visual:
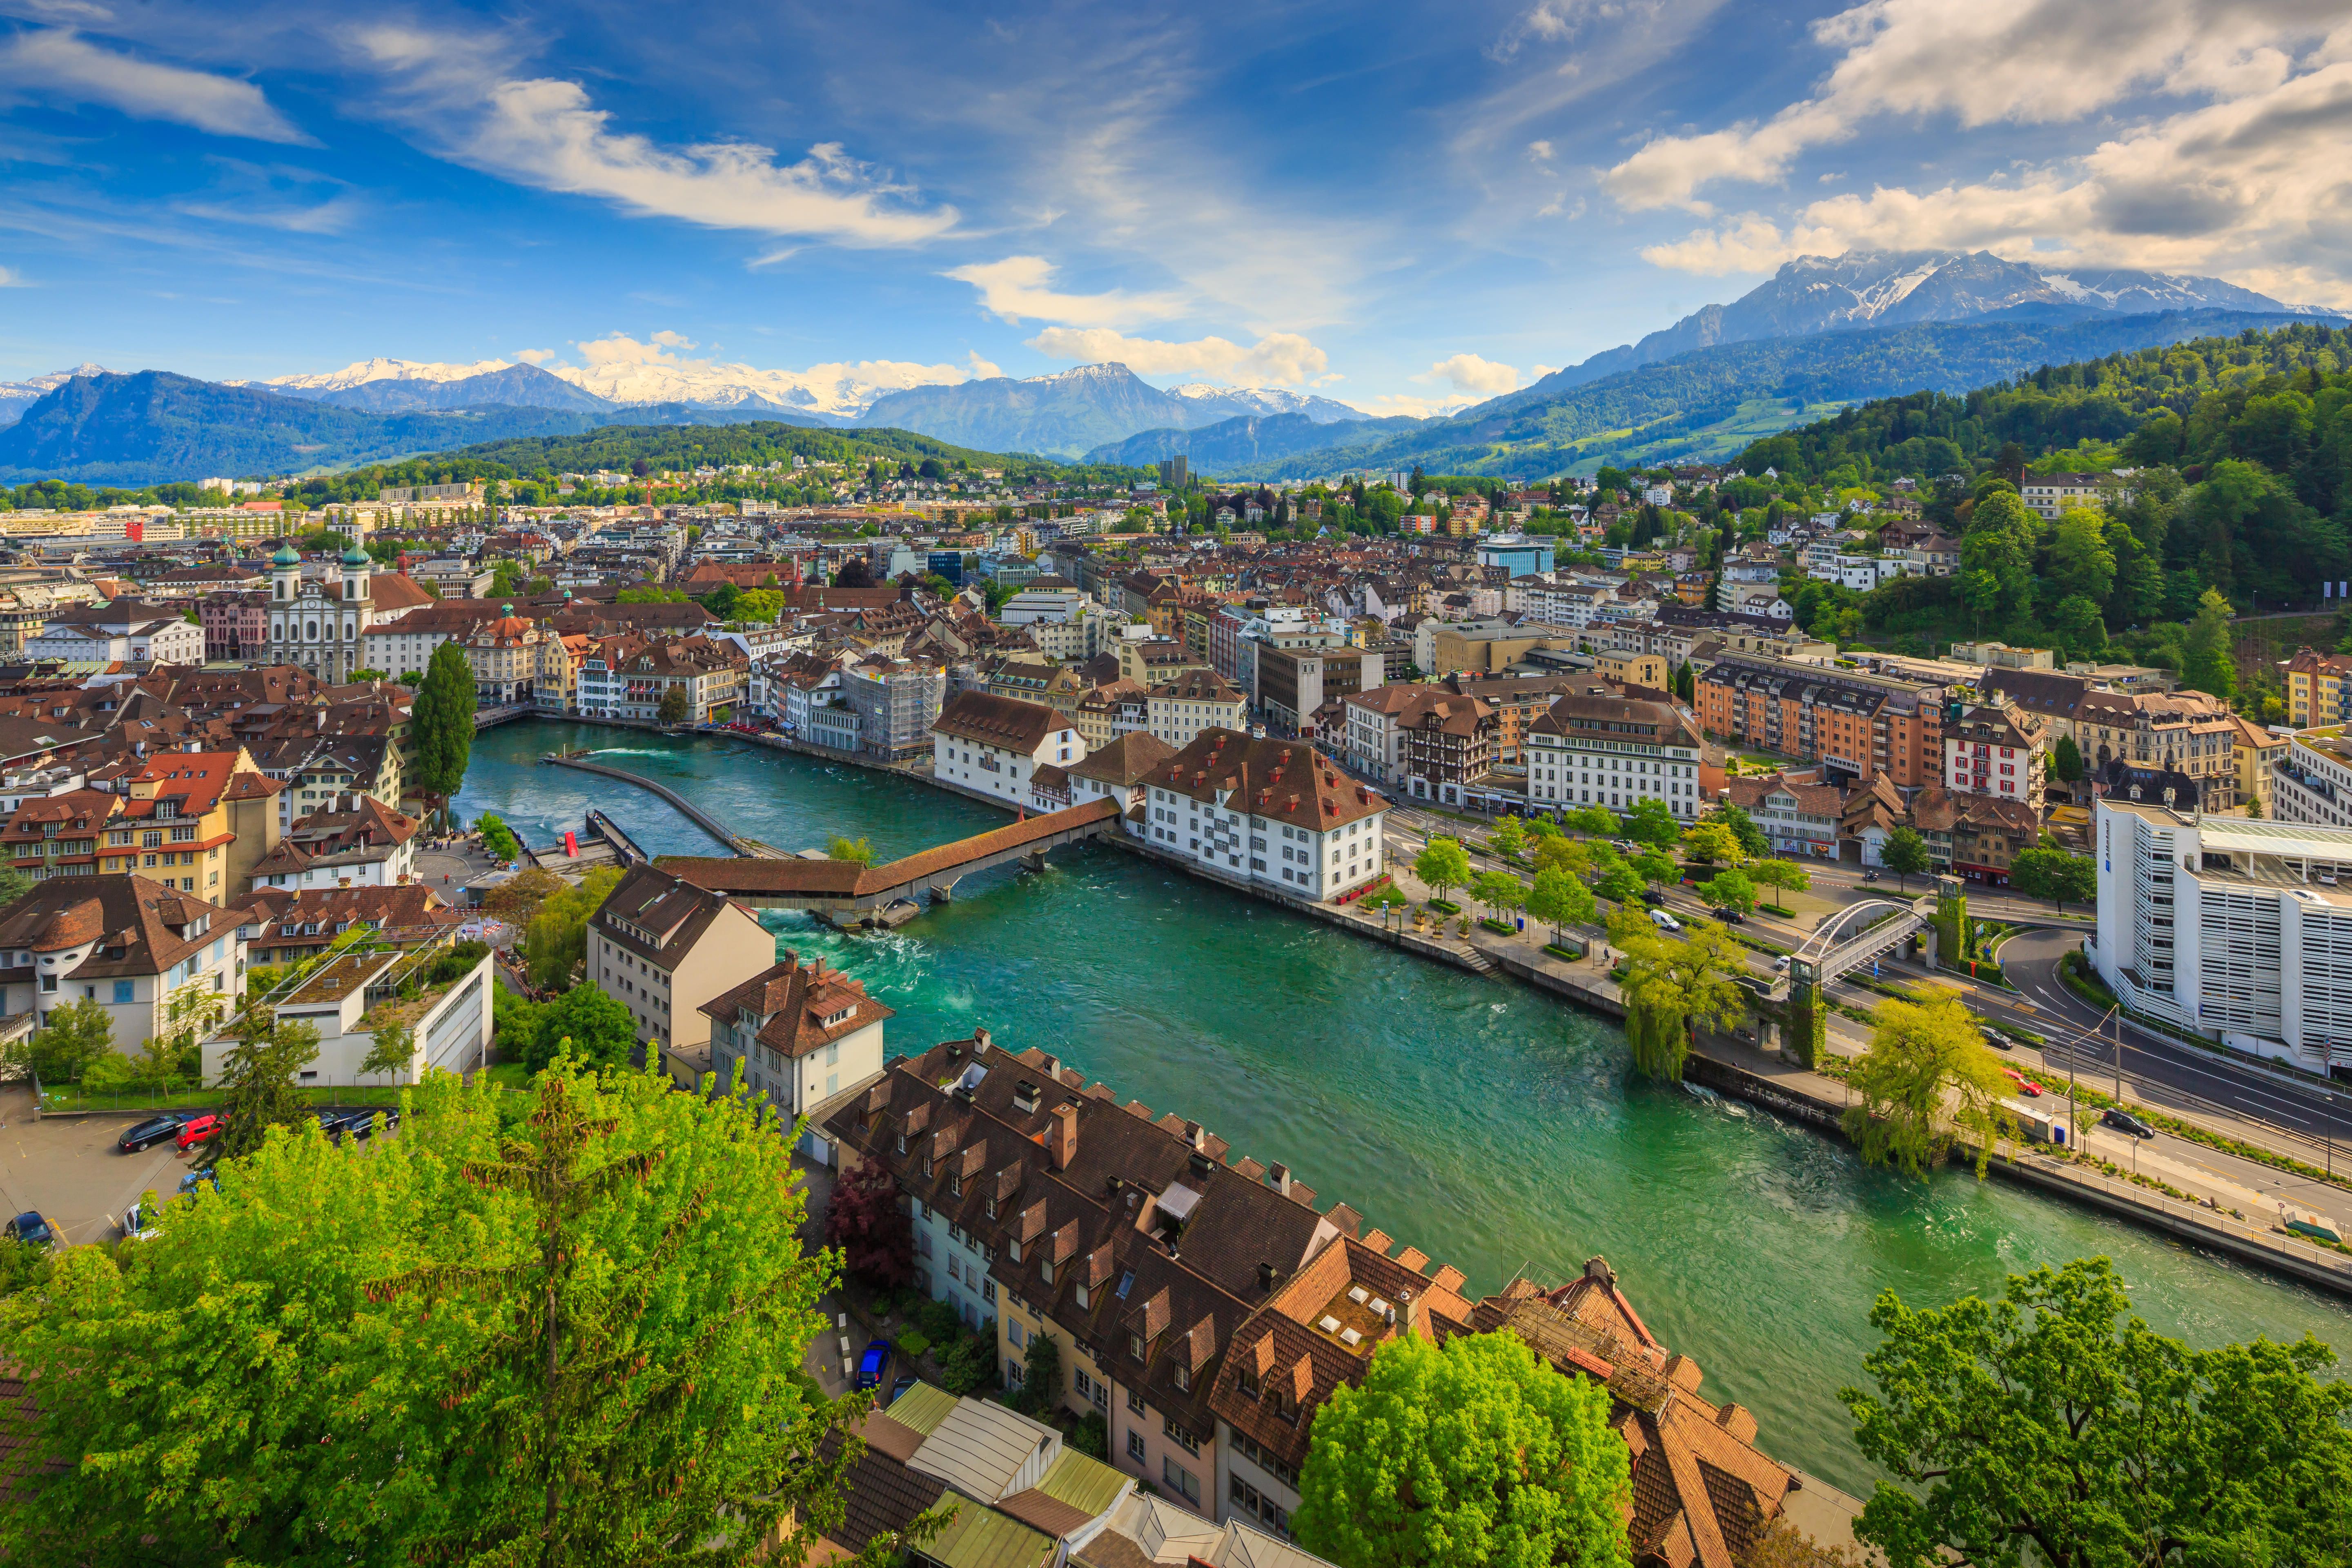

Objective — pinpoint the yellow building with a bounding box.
[1595,649,1668,691]
[2285,648,2352,728]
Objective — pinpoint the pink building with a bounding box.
[201,589,268,663]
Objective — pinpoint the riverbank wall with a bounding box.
[530,716,2352,1294]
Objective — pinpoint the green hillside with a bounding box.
[1265,309,2336,481]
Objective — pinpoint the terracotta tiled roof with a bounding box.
[1140,729,1386,832]
[696,950,894,1060]
[933,690,1064,753]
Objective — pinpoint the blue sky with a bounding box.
[1,0,2346,412]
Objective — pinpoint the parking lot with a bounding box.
[0,1085,191,1245]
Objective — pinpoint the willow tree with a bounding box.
[1843,993,2015,1178]
[1609,910,1747,1081]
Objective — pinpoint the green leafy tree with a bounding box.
[1488,814,1528,861]
[1592,852,1644,906]
[2051,733,2084,784]
[359,1012,418,1080]
[1709,802,1768,859]
[1881,828,1931,891]
[526,984,639,1071]
[0,862,31,909]
[1633,849,1679,890]
[2009,845,2096,912]
[8,995,114,1084]
[1619,796,1681,849]
[1414,837,1472,904]
[412,641,476,824]
[1532,833,1591,880]
[2180,585,2238,702]
[828,835,875,867]
[1609,910,1747,1080]
[1020,1323,1064,1418]
[1682,819,1748,868]
[1703,868,1757,914]
[1749,858,1811,911]
[134,984,225,1090]
[1293,1332,1631,1568]
[476,812,521,862]
[1526,867,1596,944]
[657,685,691,725]
[1842,994,2013,1180]
[2045,509,2116,606]
[1842,1257,2352,1568]
[519,865,621,991]
[208,1015,324,1165]
[1471,869,1524,923]
[1563,806,1617,836]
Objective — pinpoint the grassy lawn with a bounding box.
[480,1062,532,1091]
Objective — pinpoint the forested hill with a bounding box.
[1737,320,2352,498]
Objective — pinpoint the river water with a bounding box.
[457,722,2352,1494]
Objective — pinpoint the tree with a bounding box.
[1881,828,1931,891]
[1592,854,1644,905]
[828,835,875,867]
[359,1012,418,1080]
[1633,849,1679,891]
[7,995,114,1084]
[1842,993,2013,1180]
[824,1160,914,1289]
[412,641,476,824]
[1471,869,1524,923]
[519,865,621,991]
[2009,845,2096,912]
[1619,796,1681,849]
[1703,868,1757,914]
[1293,1331,1631,1568]
[526,984,639,1071]
[135,984,225,1090]
[1682,819,1748,868]
[2181,585,2238,702]
[1488,814,1528,861]
[1563,806,1617,836]
[1842,1257,2352,1568]
[2051,733,2084,784]
[0,862,31,909]
[1414,837,1472,904]
[1748,858,1810,912]
[1020,1323,1064,1418]
[476,812,521,862]
[208,1015,323,1165]
[1532,833,1591,880]
[1609,911,1747,1080]
[657,686,691,725]
[1709,802,1768,859]
[1526,867,1596,944]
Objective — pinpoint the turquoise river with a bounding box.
[457,722,2352,1495]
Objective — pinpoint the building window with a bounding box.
[1127,1429,1146,1462]
[1162,1457,1200,1506]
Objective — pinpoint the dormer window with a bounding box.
[1238,1367,1259,1398]
[1039,1258,1053,1284]
[1129,1332,1145,1360]
[1173,1364,1190,1392]
[1008,1238,1022,1263]
[1075,1282,1089,1308]
[894,1131,906,1155]
[949,1172,962,1197]
[984,1195,997,1219]
[822,1004,854,1027]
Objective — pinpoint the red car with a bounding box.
[174,1113,221,1151]
[2002,1069,2044,1099]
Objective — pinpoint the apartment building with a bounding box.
[2285,648,2352,728]
[1722,773,1849,859]
[1346,688,1495,807]
[2076,689,2243,811]
[0,874,248,1040]
[2276,726,2352,829]
[585,865,774,1054]
[1942,702,2046,814]
[1253,644,1383,737]
[1148,670,1249,751]
[2092,797,2352,1071]
[840,659,946,761]
[1695,653,1949,787]
[932,691,1084,807]
[1525,692,1708,818]
[2019,471,2131,521]
[1137,730,1388,899]
[702,950,890,1163]
[4,749,283,901]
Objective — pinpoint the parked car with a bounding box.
[855,1339,893,1392]
[174,1113,221,1151]
[1648,909,1682,933]
[119,1112,191,1153]
[119,1200,162,1240]
[887,1374,917,1408]
[1980,1028,2015,1051]
[4,1212,53,1249]
[2102,1107,2157,1140]
[177,1169,220,1197]
[2002,1068,2044,1098]
[1638,888,1667,906]
[1712,907,1747,924]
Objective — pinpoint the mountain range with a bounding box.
[4,248,2338,486]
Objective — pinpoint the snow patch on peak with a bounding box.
[261,357,514,392]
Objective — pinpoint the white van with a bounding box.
[1649,909,1681,933]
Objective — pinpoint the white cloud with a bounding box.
[1024,326,1330,385]
[965,350,1003,379]
[1420,353,1525,395]
[1606,0,2341,212]
[0,266,26,287]
[942,256,1185,327]
[1354,391,1477,419]
[514,348,557,366]
[1527,139,1555,161]
[0,27,309,143]
[353,26,955,247]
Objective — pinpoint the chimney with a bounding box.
[1268,1162,1292,1196]
[1039,1052,1061,1082]
[972,1025,991,1052]
[1257,1261,1278,1292]
[1183,1120,1205,1150]
[1715,1402,1759,1446]
[1047,1102,1078,1171]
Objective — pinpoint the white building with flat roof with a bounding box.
[2091,796,2352,1072]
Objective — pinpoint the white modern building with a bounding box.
[2091,795,2352,1071]
[1135,730,1388,900]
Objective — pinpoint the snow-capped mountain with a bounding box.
[251,354,955,422]
[258,357,514,393]
[1166,383,1365,422]
[0,363,113,426]
[1493,250,2329,412]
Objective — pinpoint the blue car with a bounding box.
[855,1339,892,1392]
